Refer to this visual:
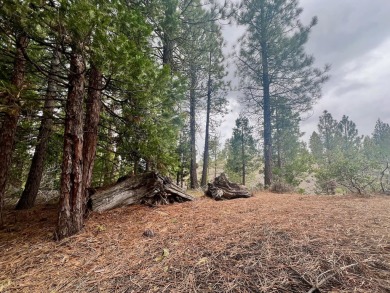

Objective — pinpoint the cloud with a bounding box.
[300,0,390,66]
[216,93,241,143]
[276,0,390,141]
[302,37,390,140]
[217,0,390,147]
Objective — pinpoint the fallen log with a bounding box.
[205,173,252,200]
[89,172,194,212]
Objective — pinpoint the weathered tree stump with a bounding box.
[205,173,252,200]
[89,172,194,212]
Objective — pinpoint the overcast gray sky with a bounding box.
[218,0,390,143]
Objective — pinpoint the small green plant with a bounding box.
[95,224,106,232]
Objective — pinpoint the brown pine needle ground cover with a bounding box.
[1,193,390,292]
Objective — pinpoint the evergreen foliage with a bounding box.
[234,0,329,187]
[310,111,390,195]
[1,0,388,238]
[225,115,258,185]
[272,100,311,187]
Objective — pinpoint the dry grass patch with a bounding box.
[1,193,390,292]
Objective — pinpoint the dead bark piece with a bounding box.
[89,172,194,212]
[205,173,252,200]
[143,229,155,238]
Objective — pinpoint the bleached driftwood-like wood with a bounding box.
[89,172,194,212]
[205,173,252,200]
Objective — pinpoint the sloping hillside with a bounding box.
[1,193,390,292]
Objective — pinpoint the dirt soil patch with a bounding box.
[1,193,390,292]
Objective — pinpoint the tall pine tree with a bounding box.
[235,0,328,187]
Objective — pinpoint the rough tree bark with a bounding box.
[162,35,174,68]
[82,64,103,212]
[176,133,186,188]
[161,0,176,68]
[240,123,246,186]
[89,172,194,212]
[16,49,60,210]
[276,124,282,169]
[206,173,251,200]
[201,54,212,187]
[0,33,28,225]
[189,64,199,189]
[101,126,116,185]
[260,3,272,188]
[56,46,86,240]
[214,140,217,179]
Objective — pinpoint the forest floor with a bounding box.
[1,192,390,293]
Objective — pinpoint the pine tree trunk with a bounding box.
[276,125,282,169]
[214,147,217,179]
[162,0,176,68]
[162,36,174,67]
[16,50,60,210]
[241,126,246,186]
[260,4,272,188]
[274,106,282,169]
[134,159,139,175]
[103,127,115,185]
[177,133,185,188]
[179,154,184,188]
[0,33,28,224]
[189,66,198,189]
[56,47,86,240]
[263,58,272,187]
[82,64,102,211]
[201,65,212,187]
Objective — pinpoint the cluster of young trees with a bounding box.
[310,112,390,195]
[223,111,311,190]
[0,0,228,238]
[223,110,390,196]
[225,115,258,185]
